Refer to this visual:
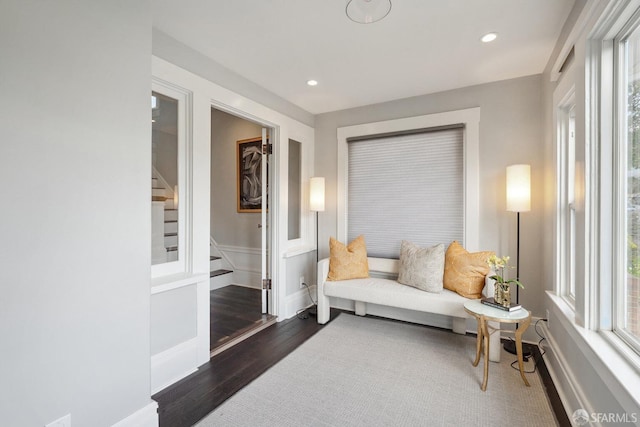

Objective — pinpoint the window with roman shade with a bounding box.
[347,127,464,258]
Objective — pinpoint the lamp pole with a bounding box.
[309,177,325,317]
[505,164,531,357]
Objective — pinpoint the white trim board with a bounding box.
[150,337,199,394]
[539,321,594,426]
[336,108,481,251]
[112,401,158,427]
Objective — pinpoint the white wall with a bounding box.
[153,29,314,128]
[315,75,546,316]
[0,1,155,426]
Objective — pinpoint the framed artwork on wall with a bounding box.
[237,137,263,212]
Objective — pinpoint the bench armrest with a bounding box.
[317,258,330,291]
[316,258,331,324]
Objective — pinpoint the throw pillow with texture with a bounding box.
[327,235,369,281]
[443,241,494,299]
[397,241,445,293]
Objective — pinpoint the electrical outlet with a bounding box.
[299,276,305,289]
[546,309,551,329]
[46,414,71,427]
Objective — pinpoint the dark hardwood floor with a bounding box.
[153,307,332,427]
[154,309,570,427]
[209,285,275,352]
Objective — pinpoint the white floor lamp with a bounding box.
[310,177,325,262]
[505,164,531,356]
[309,177,325,316]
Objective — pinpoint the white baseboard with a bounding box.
[151,337,199,394]
[539,322,594,424]
[284,285,316,319]
[112,401,158,427]
[232,269,262,289]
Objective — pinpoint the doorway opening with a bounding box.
[209,107,276,356]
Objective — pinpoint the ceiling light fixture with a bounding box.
[307,80,318,86]
[346,0,392,24]
[481,32,498,43]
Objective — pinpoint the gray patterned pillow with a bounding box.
[397,241,445,293]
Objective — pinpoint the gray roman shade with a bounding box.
[347,127,464,258]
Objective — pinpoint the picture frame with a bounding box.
[237,137,264,212]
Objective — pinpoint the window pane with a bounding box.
[558,100,576,305]
[288,139,301,240]
[568,106,577,300]
[152,91,179,265]
[624,31,640,342]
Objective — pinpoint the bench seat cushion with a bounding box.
[323,277,469,318]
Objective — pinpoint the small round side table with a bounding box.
[463,299,532,391]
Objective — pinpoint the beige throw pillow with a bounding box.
[397,241,445,293]
[327,235,369,281]
[443,241,494,299]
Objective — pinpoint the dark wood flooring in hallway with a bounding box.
[209,285,275,352]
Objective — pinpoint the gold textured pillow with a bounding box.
[327,235,369,281]
[443,241,494,299]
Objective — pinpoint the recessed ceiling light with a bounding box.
[481,33,497,43]
[307,80,318,86]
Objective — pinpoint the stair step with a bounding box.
[151,178,158,187]
[210,269,232,278]
[164,235,178,246]
[164,221,177,234]
[152,196,167,202]
[164,209,178,221]
[209,268,233,290]
[152,188,166,198]
[209,255,223,271]
[166,246,177,252]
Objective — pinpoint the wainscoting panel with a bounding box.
[217,244,261,288]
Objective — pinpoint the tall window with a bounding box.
[558,98,577,305]
[347,127,464,258]
[615,15,640,352]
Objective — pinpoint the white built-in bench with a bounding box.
[317,256,501,362]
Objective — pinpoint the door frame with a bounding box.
[152,56,315,377]
[210,99,280,316]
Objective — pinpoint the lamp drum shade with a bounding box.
[310,177,325,212]
[506,164,531,212]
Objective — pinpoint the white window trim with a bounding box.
[589,0,640,357]
[336,108,480,250]
[284,136,316,257]
[554,70,577,310]
[151,78,192,279]
[613,9,640,354]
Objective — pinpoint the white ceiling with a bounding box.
[153,0,575,115]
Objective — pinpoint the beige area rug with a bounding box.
[197,313,557,427]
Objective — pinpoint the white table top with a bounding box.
[464,299,530,322]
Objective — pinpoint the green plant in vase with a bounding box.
[486,254,524,307]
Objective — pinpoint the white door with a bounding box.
[260,127,271,313]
